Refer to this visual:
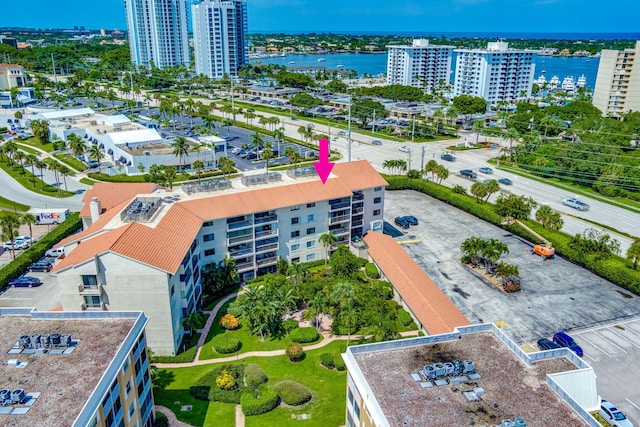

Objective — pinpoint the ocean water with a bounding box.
[251,31,640,40]
[252,53,601,87]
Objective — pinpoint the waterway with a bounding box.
[251,53,600,88]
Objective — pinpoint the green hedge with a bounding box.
[289,327,319,343]
[211,334,241,354]
[190,364,246,403]
[319,353,334,369]
[153,412,168,427]
[244,363,268,388]
[334,357,346,371]
[0,213,82,290]
[397,308,413,327]
[281,318,298,333]
[240,386,280,416]
[273,381,312,406]
[365,262,380,279]
[384,175,640,294]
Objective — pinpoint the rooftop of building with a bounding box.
[53,160,387,274]
[0,63,25,70]
[0,309,139,426]
[348,328,592,427]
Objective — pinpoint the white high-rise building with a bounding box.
[124,0,190,68]
[453,42,536,104]
[192,0,248,79]
[593,41,640,117]
[386,39,454,89]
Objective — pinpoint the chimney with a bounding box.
[89,197,102,223]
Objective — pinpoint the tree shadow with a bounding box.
[153,370,176,391]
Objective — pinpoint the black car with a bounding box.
[402,215,418,226]
[9,276,43,288]
[441,153,456,162]
[394,217,410,229]
[537,338,561,351]
[460,169,477,179]
[498,178,513,185]
[29,261,53,272]
[246,152,258,160]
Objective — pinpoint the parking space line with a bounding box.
[577,333,612,358]
[593,330,628,354]
[626,398,640,411]
[607,328,640,349]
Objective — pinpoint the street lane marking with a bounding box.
[625,398,640,411]
[576,333,612,358]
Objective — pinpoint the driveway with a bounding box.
[383,190,640,345]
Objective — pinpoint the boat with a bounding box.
[549,75,560,87]
[541,69,547,74]
[288,61,295,64]
[336,64,343,68]
[317,58,326,62]
[536,75,547,85]
[561,76,576,93]
[576,75,587,88]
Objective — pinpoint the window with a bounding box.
[306,202,316,208]
[374,186,382,191]
[306,240,315,248]
[291,230,300,238]
[291,217,299,225]
[291,257,300,263]
[306,254,315,261]
[306,227,316,235]
[84,295,101,308]
[306,213,316,222]
[128,402,136,419]
[125,379,132,396]
[290,205,300,211]
[203,220,214,227]
[203,233,214,242]
[170,285,175,296]
[373,209,381,216]
[204,248,216,256]
[82,275,98,286]
[291,243,300,251]
[374,197,381,204]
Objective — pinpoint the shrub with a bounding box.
[364,262,380,279]
[216,369,237,390]
[211,334,241,354]
[397,308,413,326]
[286,344,304,362]
[153,412,168,427]
[220,313,240,330]
[273,381,312,406]
[289,327,319,343]
[319,353,334,369]
[244,363,268,388]
[281,318,299,333]
[240,386,280,416]
[452,184,467,194]
[190,364,246,403]
[334,357,346,371]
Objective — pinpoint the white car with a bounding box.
[599,399,634,427]
[3,240,29,250]
[17,235,36,244]
[398,145,412,153]
[562,197,590,211]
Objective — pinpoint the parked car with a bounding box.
[9,276,43,288]
[479,167,493,174]
[402,215,419,226]
[246,152,258,160]
[394,217,410,229]
[498,178,513,185]
[460,169,477,179]
[3,240,29,250]
[562,197,590,211]
[338,131,346,136]
[17,235,36,244]
[371,140,382,146]
[441,153,456,162]
[536,338,561,351]
[398,145,411,153]
[599,399,634,427]
[552,332,583,357]
[29,261,53,272]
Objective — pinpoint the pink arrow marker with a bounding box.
[314,138,334,184]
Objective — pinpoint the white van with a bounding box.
[45,247,65,258]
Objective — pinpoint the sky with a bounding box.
[0,0,638,34]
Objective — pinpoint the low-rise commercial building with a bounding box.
[53,161,387,355]
[0,308,154,427]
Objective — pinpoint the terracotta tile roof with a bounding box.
[363,232,470,335]
[181,160,387,220]
[79,183,157,217]
[0,63,24,69]
[55,200,129,248]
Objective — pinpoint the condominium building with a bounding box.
[0,308,154,427]
[342,323,599,427]
[453,42,536,104]
[386,39,454,89]
[593,40,640,117]
[124,0,190,68]
[52,161,387,355]
[192,0,248,79]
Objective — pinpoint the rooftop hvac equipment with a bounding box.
[434,363,446,378]
[463,360,475,374]
[513,419,526,427]
[29,334,41,348]
[444,362,455,376]
[422,365,436,380]
[50,333,61,346]
[0,389,10,402]
[453,359,465,375]
[473,387,485,397]
[18,335,30,348]
[61,334,72,347]
[40,334,50,348]
[11,389,25,404]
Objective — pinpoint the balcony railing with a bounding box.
[330,215,351,224]
[78,284,103,295]
[255,229,278,239]
[254,215,278,225]
[255,243,278,253]
[227,233,253,246]
[227,220,253,230]
[236,262,254,271]
[256,257,278,266]
[230,248,254,258]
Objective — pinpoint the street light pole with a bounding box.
[347,97,352,162]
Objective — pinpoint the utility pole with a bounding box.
[421,145,426,171]
[372,110,376,135]
[51,53,57,83]
[412,118,416,142]
[407,149,412,171]
[347,98,352,162]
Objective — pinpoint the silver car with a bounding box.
[562,197,590,211]
[599,399,634,427]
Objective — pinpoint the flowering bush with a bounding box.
[220,313,240,330]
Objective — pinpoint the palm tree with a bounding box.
[24,154,38,187]
[58,164,71,192]
[483,179,500,202]
[222,119,234,136]
[172,136,189,171]
[341,304,359,346]
[319,232,338,263]
[434,164,449,183]
[535,205,564,231]
[202,115,216,133]
[424,159,438,181]
[3,141,18,165]
[472,120,486,144]
[502,127,520,162]
[44,158,61,195]
[89,144,105,173]
[432,108,444,135]
[245,111,256,126]
[13,151,26,172]
[494,262,520,286]
[35,159,47,188]
[627,239,640,270]
[164,166,177,189]
[0,213,21,260]
[217,156,236,179]
[258,116,269,130]
[308,291,329,332]
[287,262,309,285]
[251,132,264,150]
[182,311,205,335]
[261,141,274,180]
[480,238,509,274]
[273,127,285,156]
[445,108,458,125]
[67,133,86,158]
[192,159,204,182]
[460,237,486,267]
[20,213,37,245]
[285,147,301,168]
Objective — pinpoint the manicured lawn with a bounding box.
[199,299,322,360]
[17,137,54,152]
[154,340,348,427]
[14,143,40,154]
[53,153,88,172]
[79,177,96,185]
[0,158,75,197]
[0,195,29,212]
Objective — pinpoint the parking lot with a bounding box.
[0,270,60,311]
[385,189,640,422]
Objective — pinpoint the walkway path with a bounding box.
[154,405,195,427]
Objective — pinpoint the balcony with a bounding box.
[230,247,254,258]
[330,215,351,224]
[227,219,253,231]
[236,261,254,271]
[227,233,253,246]
[255,242,278,253]
[78,283,103,296]
[255,229,278,239]
[254,215,278,225]
[256,256,278,267]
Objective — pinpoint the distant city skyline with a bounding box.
[0,0,638,34]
